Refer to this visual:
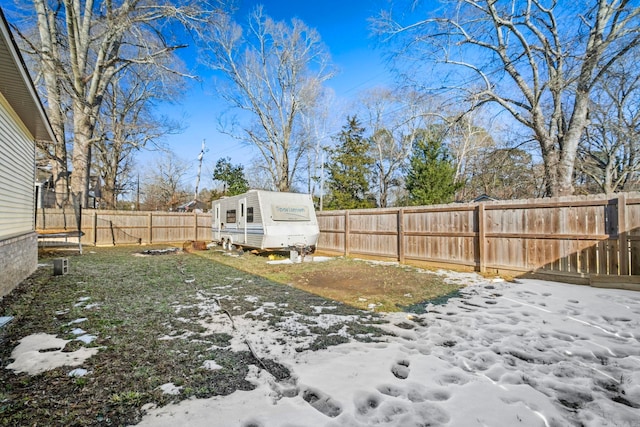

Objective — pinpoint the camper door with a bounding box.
[238,198,247,244]
[214,203,221,240]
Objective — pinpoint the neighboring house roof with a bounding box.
[0,8,55,142]
[177,200,208,211]
[473,194,498,202]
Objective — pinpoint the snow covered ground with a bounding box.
[134,276,640,427]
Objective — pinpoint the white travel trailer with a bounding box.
[211,190,319,253]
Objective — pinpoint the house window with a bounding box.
[226,209,236,223]
[247,207,254,223]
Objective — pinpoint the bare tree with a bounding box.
[246,157,277,191]
[298,89,337,201]
[10,2,71,205]
[445,113,495,184]
[375,0,640,196]
[577,51,640,193]
[141,152,190,211]
[93,65,183,208]
[357,88,431,207]
[202,6,335,192]
[14,0,214,207]
[465,147,544,199]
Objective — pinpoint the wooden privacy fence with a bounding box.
[36,209,212,246]
[316,192,640,287]
[36,192,640,287]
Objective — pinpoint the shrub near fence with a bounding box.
[316,192,640,289]
[36,210,213,246]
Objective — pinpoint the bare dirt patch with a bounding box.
[195,250,463,312]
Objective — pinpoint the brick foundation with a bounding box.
[0,232,37,297]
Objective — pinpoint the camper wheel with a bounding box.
[224,240,240,252]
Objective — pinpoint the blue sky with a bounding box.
[152,0,396,189]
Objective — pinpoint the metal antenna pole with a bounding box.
[136,174,140,211]
[194,139,205,202]
[320,151,324,211]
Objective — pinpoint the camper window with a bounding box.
[226,209,236,223]
[247,207,254,223]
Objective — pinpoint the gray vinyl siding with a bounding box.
[0,103,36,239]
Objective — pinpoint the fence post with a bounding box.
[344,211,350,256]
[148,212,153,244]
[92,211,98,246]
[397,208,405,263]
[109,220,116,246]
[618,194,628,276]
[194,212,198,241]
[478,203,486,273]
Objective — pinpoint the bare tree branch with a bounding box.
[201,6,335,191]
[374,0,640,196]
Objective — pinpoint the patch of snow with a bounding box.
[71,328,86,335]
[267,256,334,265]
[136,278,640,427]
[6,333,99,375]
[84,303,100,309]
[75,334,97,344]
[432,268,487,286]
[313,314,360,329]
[158,331,194,341]
[361,259,399,267]
[311,305,337,314]
[68,368,89,377]
[159,383,182,395]
[67,317,88,325]
[141,403,157,412]
[202,360,223,370]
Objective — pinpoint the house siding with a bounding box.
[0,94,38,296]
[0,97,36,239]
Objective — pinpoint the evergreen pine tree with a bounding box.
[213,157,249,196]
[405,128,461,205]
[325,116,376,210]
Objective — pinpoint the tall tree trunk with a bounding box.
[555,82,592,196]
[70,104,94,207]
[34,0,68,205]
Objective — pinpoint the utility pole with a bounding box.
[136,174,140,211]
[194,139,205,202]
[320,151,324,211]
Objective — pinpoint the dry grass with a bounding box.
[193,248,462,312]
